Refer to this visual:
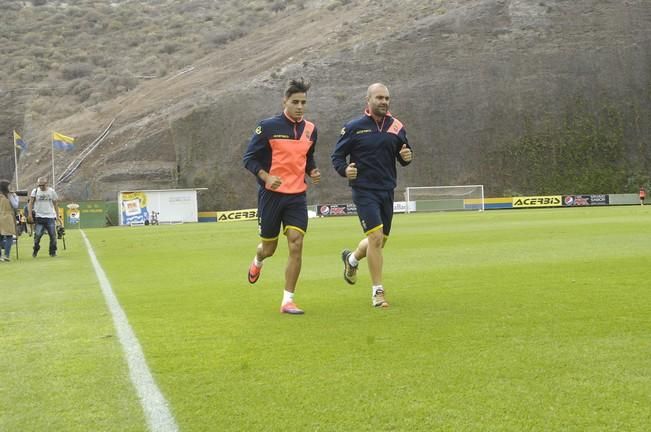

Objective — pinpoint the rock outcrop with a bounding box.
[6,0,650,209]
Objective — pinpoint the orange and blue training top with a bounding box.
[243,112,318,194]
[331,109,411,191]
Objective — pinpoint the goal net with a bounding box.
[404,185,485,213]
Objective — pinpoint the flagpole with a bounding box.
[51,132,56,189]
[13,132,20,189]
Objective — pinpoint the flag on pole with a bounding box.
[52,131,75,151]
[14,130,27,152]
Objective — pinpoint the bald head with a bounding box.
[366,83,389,99]
[366,83,390,119]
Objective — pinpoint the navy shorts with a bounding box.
[352,188,394,236]
[258,188,308,240]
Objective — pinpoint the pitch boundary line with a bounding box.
[81,230,179,432]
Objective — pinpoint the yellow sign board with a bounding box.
[216,208,257,222]
[512,196,562,208]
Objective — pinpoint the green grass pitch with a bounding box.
[2,206,650,431]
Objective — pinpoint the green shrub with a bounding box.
[499,97,632,194]
[60,63,93,80]
[159,42,180,54]
[270,1,286,12]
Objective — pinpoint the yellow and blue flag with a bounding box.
[52,131,75,151]
[14,130,27,152]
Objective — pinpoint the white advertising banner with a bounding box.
[118,189,199,225]
[393,201,416,213]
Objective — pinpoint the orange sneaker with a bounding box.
[248,261,262,284]
[280,302,304,315]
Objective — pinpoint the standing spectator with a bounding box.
[331,83,413,308]
[243,78,321,315]
[27,177,62,258]
[639,186,646,206]
[0,179,19,262]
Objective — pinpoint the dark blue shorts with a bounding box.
[257,188,308,240]
[352,188,394,236]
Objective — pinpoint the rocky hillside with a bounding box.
[2,0,650,210]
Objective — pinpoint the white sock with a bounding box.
[372,285,384,296]
[253,256,263,267]
[348,253,359,267]
[282,290,294,305]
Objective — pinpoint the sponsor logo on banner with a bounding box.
[66,203,80,225]
[217,209,257,222]
[589,194,609,205]
[316,204,356,216]
[512,196,562,208]
[120,191,150,224]
[564,195,589,206]
[393,201,407,213]
[347,203,357,214]
[563,195,610,206]
[575,196,590,206]
[393,201,416,213]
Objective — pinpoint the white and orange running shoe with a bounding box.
[372,289,389,308]
[280,302,304,315]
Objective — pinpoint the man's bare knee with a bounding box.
[367,231,384,249]
[286,229,304,255]
[260,240,278,258]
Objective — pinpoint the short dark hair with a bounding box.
[285,78,311,98]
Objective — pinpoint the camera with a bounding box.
[56,225,65,239]
[15,190,29,197]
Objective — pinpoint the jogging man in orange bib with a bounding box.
[243,78,321,314]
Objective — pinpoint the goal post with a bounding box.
[404,185,485,213]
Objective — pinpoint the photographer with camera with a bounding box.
[0,179,19,262]
[27,177,62,258]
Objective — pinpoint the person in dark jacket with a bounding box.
[243,78,321,315]
[331,83,413,308]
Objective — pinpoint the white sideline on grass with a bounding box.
[81,230,179,432]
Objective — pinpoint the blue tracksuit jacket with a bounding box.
[331,110,411,191]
